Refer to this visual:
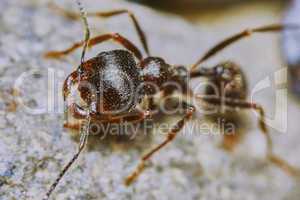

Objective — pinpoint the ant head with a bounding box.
[140,57,172,95]
[78,50,144,114]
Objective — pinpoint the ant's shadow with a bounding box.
[67,118,157,153]
[67,98,202,153]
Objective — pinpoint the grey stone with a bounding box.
[0,0,300,200]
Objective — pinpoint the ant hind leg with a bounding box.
[191,24,300,70]
[197,96,300,177]
[124,102,195,185]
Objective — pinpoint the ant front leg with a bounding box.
[44,33,143,61]
[48,3,149,55]
[63,103,88,131]
[91,109,152,124]
[197,96,300,177]
[125,102,195,186]
[64,109,152,131]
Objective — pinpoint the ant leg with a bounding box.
[221,130,243,152]
[68,103,88,119]
[64,109,152,128]
[124,103,195,186]
[48,3,149,55]
[269,155,300,176]
[44,33,143,60]
[191,24,300,70]
[63,122,81,130]
[197,96,300,176]
[63,110,152,134]
[43,116,91,200]
[90,109,152,124]
[197,96,271,150]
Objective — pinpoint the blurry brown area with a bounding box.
[283,0,300,96]
[128,0,287,21]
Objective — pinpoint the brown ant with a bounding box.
[42,1,300,199]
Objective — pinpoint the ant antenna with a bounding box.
[43,115,91,200]
[76,0,90,71]
[43,1,92,199]
[63,0,90,126]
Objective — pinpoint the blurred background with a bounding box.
[127,0,286,19]
[127,0,300,96]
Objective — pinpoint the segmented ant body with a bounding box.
[62,49,190,122]
[42,2,300,199]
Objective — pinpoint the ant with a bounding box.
[42,1,300,199]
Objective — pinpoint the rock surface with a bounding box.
[0,0,300,200]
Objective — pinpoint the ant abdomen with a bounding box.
[206,61,248,101]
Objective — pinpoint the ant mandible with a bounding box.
[43,1,300,199]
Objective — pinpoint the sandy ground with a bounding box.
[0,0,300,199]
